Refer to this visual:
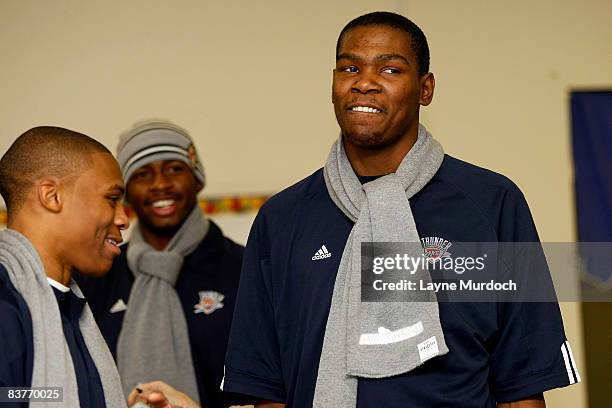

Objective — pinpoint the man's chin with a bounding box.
[145,214,188,233]
[77,261,114,277]
[139,205,194,234]
[343,131,386,149]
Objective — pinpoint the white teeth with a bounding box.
[152,199,175,208]
[106,238,118,246]
[351,106,381,113]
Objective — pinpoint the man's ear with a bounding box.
[419,72,435,106]
[331,68,337,104]
[36,178,63,213]
[195,180,204,194]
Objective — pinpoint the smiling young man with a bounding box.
[76,120,244,408]
[0,126,129,407]
[222,12,579,408]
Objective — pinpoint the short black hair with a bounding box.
[0,126,111,215]
[336,11,430,76]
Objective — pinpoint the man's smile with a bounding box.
[350,106,383,113]
[104,234,122,256]
[152,199,176,208]
[148,197,179,217]
[347,101,385,114]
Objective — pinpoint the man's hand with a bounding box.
[127,381,200,408]
[254,403,285,408]
[497,394,545,408]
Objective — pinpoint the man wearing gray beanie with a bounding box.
[77,120,244,408]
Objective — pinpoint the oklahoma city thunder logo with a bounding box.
[194,290,225,315]
[420,237,452,262]
[187,143,198,167]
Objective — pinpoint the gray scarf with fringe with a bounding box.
[314,124,449,407]
[0,229,126,408]
[117,205,209,404]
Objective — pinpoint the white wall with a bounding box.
[0,0,403,195]
[2,1,612,406]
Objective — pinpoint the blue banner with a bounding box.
[571,91,612,285]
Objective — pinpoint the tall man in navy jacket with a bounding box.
[223,12,580,408]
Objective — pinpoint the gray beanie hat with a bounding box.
[117,120,205,186]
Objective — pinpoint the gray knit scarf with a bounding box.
[314,124,449,407]
[117,205,209,403]
[0,229,126,408]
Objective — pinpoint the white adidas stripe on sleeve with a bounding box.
[565,341,581,383]
[561,341,580,384]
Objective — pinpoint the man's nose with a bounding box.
[150,170,172,190]
[352,69,382,94]
[115,202,130,231]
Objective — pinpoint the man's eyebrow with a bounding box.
[107,184,125,195]
[336,53,362,62]
[336,53,411,65]
[375,53,411,65]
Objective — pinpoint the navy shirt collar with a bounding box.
[51,286,86,322]
[357,174,386,184]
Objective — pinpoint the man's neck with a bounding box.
[139,225,176,251]
[8,220,73,286]
[40,249,73,286]
[344,132,418,176]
